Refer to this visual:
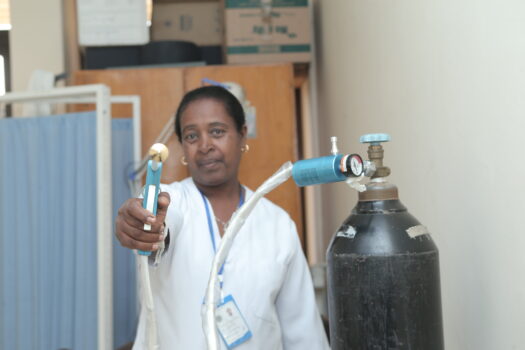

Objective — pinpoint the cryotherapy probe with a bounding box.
[139,143,169,350]
[140,143,169,254]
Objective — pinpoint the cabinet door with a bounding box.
[73,68,189,183]
[184,63,303,243]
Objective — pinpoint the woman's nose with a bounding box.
[198,134,213,153]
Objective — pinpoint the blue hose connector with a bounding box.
[292,152,364,187]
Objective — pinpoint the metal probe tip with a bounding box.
[149,143,169,162]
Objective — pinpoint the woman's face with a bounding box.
[180,98,246,187]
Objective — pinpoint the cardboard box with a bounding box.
[224,0,311,64]
[151,2,223,46]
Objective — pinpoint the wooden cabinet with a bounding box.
[73,63,304,245]
[73,68,188,182]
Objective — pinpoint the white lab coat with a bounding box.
[133,178,330,350]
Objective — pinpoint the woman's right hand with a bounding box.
[115,192,171,252]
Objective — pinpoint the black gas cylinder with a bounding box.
[326,135,444,350]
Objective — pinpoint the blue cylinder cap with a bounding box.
[360,133,391,145]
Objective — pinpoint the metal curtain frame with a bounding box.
[0,84,142,350]
[46,94,142,166]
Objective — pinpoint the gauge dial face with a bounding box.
[349,155,363,176]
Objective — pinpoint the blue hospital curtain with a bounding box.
[112,118,138,348]
[0,112,137,349]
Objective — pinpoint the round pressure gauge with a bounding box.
[342,154,363,177]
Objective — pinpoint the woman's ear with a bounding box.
[241,124,248,141]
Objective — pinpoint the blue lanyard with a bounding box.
[200,187,245,289]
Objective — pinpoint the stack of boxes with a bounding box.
[83,0,311,68]
[151,0,311,64]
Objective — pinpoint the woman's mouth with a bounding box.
[198,159,221,169]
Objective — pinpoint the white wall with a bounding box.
[9,0,65,92]
[315,0,525,349]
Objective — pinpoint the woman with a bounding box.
[116,86,329,349]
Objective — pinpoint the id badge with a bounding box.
[216,294,252,349]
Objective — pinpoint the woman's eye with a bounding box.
[210,128,225,137]
[184,133,198,142]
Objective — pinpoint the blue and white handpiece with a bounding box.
[140,143,169,256]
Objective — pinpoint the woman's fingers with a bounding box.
[116,229,161,252]
[150,192,171,229]
[119,217,164,243]
[115,192,171,251]
[120,198,154,226]
[119,194,169,231]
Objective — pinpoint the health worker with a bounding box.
[115,86,330,350]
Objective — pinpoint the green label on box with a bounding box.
[227,44,310,54]
[226,0,308,8]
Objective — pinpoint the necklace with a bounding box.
[213,185,244,231]
[215,216,228,230]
